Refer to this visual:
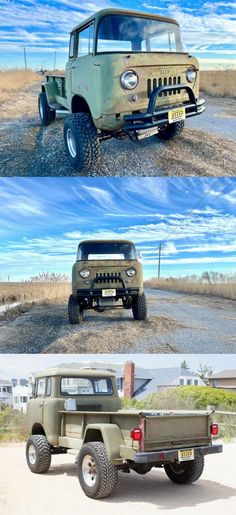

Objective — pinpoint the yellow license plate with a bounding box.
[168,107,186,124]
[178,449,194,462]
[102,289,116,297]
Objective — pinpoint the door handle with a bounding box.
[39,402,43,407]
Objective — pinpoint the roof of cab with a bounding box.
[71,8,179,33]
[35,366,116,379]
[78,239,135,246]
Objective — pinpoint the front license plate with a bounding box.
[102,289,116,297]
[178,449,194,462]
[168,107,186,124]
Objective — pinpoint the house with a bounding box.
[12,384,31,413]
[56,361,205,400]
[208,369,236,392]
[0,380,13,406]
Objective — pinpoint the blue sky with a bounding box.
[0,176,235,281]
[0,1,235,69]
[1,353,236,379]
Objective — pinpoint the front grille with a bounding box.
[95,272,122,285]
[147,76,181,98]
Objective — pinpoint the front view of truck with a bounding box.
[68,240,147,323]
[94,9,205,139]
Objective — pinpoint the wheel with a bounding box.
[164,456,204,484]
[26,435,51,473]
[64,112,100,171]
[78,442,118,499]
[132,293,147,320]
[68,294,83,324]
[157,120,184,140]
[38,92,55,126]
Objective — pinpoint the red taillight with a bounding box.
[211,423,218,436]
[130,428,142,441]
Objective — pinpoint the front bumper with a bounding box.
[76,287,140,298]
[124,84,205,132]
[134,444,222,464]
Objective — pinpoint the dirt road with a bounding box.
[0,443,235,515]
[0,82,235,176]
[0,289,235,353]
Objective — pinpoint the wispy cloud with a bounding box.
[0,177,235,280]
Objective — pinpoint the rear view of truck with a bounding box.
[25,368,222,500]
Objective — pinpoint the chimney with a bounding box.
[124,361,135,399]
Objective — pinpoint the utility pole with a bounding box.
[53,51,57,71]
[23,47,27,70]
[158,243,162,279]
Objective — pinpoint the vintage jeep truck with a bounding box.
[38,8,205,171]
[26,367,222,499]
[68,239,147,323]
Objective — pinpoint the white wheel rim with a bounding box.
[28,444,36,465]
[39,100,43,119]
[82,454,97,487]
[66,128,77,158]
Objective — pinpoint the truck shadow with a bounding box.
[46,466,236,508]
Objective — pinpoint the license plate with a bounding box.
[102,289,116,297]
[178,449,194,462]
[168,107,186,124]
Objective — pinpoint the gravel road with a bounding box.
[0,443,235,515]
[0,82,235,176]
[0,289,235,354]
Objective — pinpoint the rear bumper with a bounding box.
[124,84,205,132]
[134,444,222,464]
[76,287,140,298]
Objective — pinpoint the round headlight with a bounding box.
[186,67,197,83]
[126,268,136,277]
[121,70,138,90]
[79,269,90,278]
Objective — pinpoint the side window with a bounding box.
[45,378,52,396]
[78,24,94,57]
[37,378,46,396]
[69,33,75,58]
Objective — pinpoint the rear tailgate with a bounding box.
[142,411,211,451]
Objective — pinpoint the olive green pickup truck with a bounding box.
[68,239,147,324]
[38,8,205,172]
[26,367,222,499]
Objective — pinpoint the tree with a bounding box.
[180,360,189,369]
[197,363,214,385]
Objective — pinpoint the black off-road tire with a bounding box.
[78,442,118,499]
[68,294,83,324]
[38,92,56,126]
[164,456,204,484]
[132,292,147,320]
[157,120,185,140]
[64,112,100,171]
[26,435,51,473]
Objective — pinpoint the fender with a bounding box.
[83,423,124,462]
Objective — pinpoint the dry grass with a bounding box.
[0,69,41,105]
[200,70,236,97]
[145,278,236,301]
[0,282,70,305]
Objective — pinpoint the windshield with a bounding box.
[60,377,113,395]
[77,242,137,260]
[97,14,185,53]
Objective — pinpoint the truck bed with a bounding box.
[58,409,212,452]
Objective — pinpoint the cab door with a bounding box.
[71,23,94,95]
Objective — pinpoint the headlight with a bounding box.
[121,70,139,90]
[186,67,197,83]
[126,268,136,277]
[79,269,90,278]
